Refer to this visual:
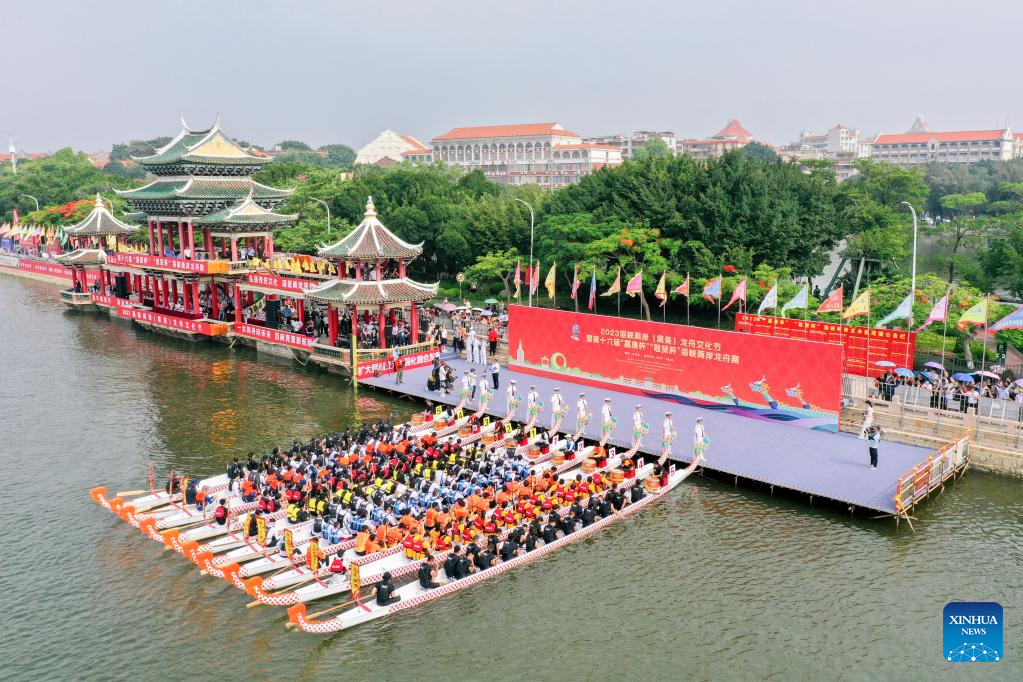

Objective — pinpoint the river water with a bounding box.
[1,273,1019,681]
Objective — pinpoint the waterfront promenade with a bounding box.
[359,353,934,514]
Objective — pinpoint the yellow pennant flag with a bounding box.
[545,262,556,300]
[842,288,871,319]
[601,267,621,297]
[654,271,667,304]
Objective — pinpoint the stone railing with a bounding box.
[60,290,93,304]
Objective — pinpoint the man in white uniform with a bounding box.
[632,404,644,434]
[467,327,478,363]
[577,393,589,424]
[478,337,488,366]
[506,380,520,420]
[550,388,566,431]
[694,416,708,459]
[527,385,540,414]
[601,398,615,436]
[662,412,675,445]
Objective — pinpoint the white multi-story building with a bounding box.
[797,124,866,156]
[583,130,676,159]
[355,129,431,165]
[430,122,622,187]
[871,119,1015,166]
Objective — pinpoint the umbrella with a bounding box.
[455,305,470,311]
[894,368,915,378]
[478,310,493,316]
[950,373,975,383]
[439,303,456,313]
[484,298,499,304]
[875,360,896,367]
[1015,379,1023,386]
[915,370,937,381]
[974,370,1000,379]
[924,361,946,371]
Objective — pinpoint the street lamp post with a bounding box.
[310,198,331,235]
[901,201,919,325]
[515,198,535,307]
[22,194,39,211]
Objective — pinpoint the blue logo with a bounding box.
[570,323,581,341]
[944,602,1002,662]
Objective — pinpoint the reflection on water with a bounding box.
[0,274,1020,681]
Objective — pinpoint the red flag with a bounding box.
[723,278,746,311]
[587,269,597,310]
[12,208,19,226]
[673,274,690,297]
[529,263,540,295]
[570,264,581,300]
[816,286,843,314]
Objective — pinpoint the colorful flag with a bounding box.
[625,271,643,297]
[723,277,746,311]
[673,273,690,297]
[570,264,580,300]
[781,285,809,315]
[816,286,843,314]
[587,269,597,310]
[702,276,722,302]
[842,288,870,319]
[654,271,667,307]
[545,262,557,300]
[529,263,540,296]
[513,260,521,299]
[876,292,914,328]
[957,297,989,331]
[991,304,1023,332]
[917,293,949,331]
[758,284,778,315]
[601,267,621,297]
[12,208,19,226]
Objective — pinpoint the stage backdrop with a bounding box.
[734,313,916,378]
[508,305,843,432]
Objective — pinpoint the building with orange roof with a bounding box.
[870,118,1016,166]
[678,119,755,160]
[430,122,621,187]
[355,129,431,166]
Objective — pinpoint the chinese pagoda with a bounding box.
[56,193,138,303]
[307,196,437,351]
[108,116,298,321]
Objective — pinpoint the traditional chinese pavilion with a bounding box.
[107,116,298,323]
[307,196,437,361]
[56,193,138,304]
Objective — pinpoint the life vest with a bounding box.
[402,534,416,558]
[354,531,370,555]
[435,534,452,551]
[483,520,497,535]
[306,498,318,514]
[287,504,300,522]
[425,508,437,528]
[214,506,227,521]
[329,557,346,574]
[503,510,516,527]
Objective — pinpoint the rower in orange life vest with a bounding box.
[213,499,229,526]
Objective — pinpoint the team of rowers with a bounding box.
[164,403,656,603]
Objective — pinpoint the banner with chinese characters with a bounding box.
[734,313,915,378]
[355,347,439,380]
[234,323,314,349]
[508,305,842,432]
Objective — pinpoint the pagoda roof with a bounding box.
[64,195,139,236]
[133,115,266,167]
[193,194,297,226]
[55,248,107,266]
[305,277,438,305]
[317,196,423,260]
[116,177,293,202]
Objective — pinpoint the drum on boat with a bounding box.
[610,469,625,485]
[482,433,497,444]
[551,452,565,466]
[643,476,661,493]
[458,426,472,437]
[581,458,597,474]
[504,436,517,448]
[434,419,447,429]
[411,414,425,426]
[527,446,541,460]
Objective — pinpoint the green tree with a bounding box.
[585,226,679,320]
[276,140,311,151]
[108,136,172,162]
[739,142,779,163]
[464,248,521,297]
[935,191,988,283]
[320,144,356,167]
[631,139,672,162]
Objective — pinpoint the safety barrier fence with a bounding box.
[893,431,970,516]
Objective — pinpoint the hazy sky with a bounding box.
[6,0,1021,152]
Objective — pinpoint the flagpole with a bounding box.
[662,271,666,323]
[686,272,690,326]
[865,287,872,377]
[939,289,951,376]
[980,295,990,378]
[803,277,809,339]
[771,279,777,339]
[617,267,621,317]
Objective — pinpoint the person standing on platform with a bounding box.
[694,417,709,459]
[488,327,499,356]
[478,336,488,366]
[469,369,478,401]
[867,425,882,469]
[527,385,540,415]
[859,400,874,439]
[601,398,616,437]
[394,353,404,385]
[632,404,645,437]
[490,361,500,390]
[662,412,675,448]
[550,388,566,431]
[507,380,520,420]
[467,327,478,362]
[461,371,472,401]
[577,393,589,426]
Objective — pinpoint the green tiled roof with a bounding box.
[194,197,297,226]
[117,178,293,202]
[64,195,139,236]
[134,118,266,167]
[317,196,423,260]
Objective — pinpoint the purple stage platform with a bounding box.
[360,354,932,514]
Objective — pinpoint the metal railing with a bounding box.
[356,340,435,363]
[60,290,93,304]
[311,343,350,363]
[893,431,970,519]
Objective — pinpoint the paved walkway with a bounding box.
[361,354,934,514]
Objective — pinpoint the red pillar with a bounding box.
[297,299,305,325]
[204,229,214,258]
[187,222,195,259]
[156,221,164,256]
[410,303,419,343]
[231,238,238,262]
[210,282,220,319]
[328,305,339,346]
[148,221,155,255]
[378,304,386,349]
[233,284,242,323]
[170,279,178,305]
[192,281,201,315]
[161,278,170,307]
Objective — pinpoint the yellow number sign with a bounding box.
[435,405,444,416]
[456,408,465,419]
[483,416,491,427]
